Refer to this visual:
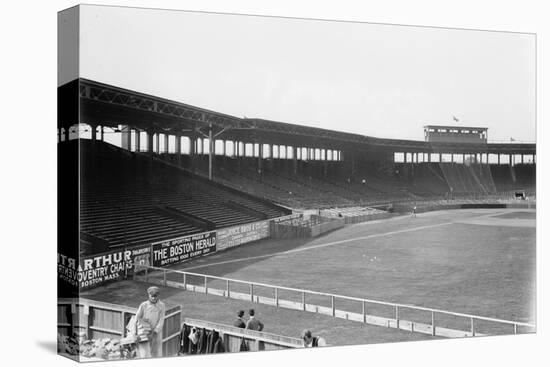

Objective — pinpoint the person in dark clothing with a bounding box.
[239,338,249,352]
[245,309,264,331]
[179,324,190,355]
[233,310,246,328]
[207,330,225,353]
[198,328,208,354]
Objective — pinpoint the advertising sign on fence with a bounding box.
[217,220,270,251]
[57,244,151,290]
[151,231,217,267]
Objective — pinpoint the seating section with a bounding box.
[78,141,290,251]
[72,139,536,254]
[192,157,418,209]
[188,156,535,209]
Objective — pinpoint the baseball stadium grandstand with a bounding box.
[58,78,536,358]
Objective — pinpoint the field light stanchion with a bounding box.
[204,276,208,294]
[362,301,366,323]
[331,296,335,317]
[470,317,475,336]
[275,288,279,307]
[183,273,186,290]
[250,284,254,302]
[226,280,230,298]
[302,292,306,311]
[514,324,517,335]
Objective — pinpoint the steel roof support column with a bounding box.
[189,136,195,155]
[121,125,132,151]
[164,134,169,154]
[90,124,97,141]
[293,146,298,175]
[147,131,154,156]
[269,144,274,170]
[208,126,214,180]
[237,141,242,174]
[135,130,141,152]
[258,142,263,179]
[100,126,104,141]
[175,134,181,166]
[188,136,196,173]
[411,153,415,177]
[155,133,160,154]
[323,149,328,177]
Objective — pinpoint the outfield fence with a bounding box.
[135,265,535,339]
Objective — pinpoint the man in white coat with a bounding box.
[136,286,166,358]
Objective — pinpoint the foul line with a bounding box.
[182,221,453,271]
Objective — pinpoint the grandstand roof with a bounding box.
[59,78,535,155]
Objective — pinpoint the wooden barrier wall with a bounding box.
[182,318,303,352]
[57,298,182,357]
[341,212,394,224]
[271,215,344,238]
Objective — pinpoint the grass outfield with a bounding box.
[82,208,535,345]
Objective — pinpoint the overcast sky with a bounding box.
[77,5,536,142]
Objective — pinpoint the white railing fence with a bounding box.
[135,266,535,339]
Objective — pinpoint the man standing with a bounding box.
[136,286,166,358]
[245,309,264,331]
[233,310,246,328]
